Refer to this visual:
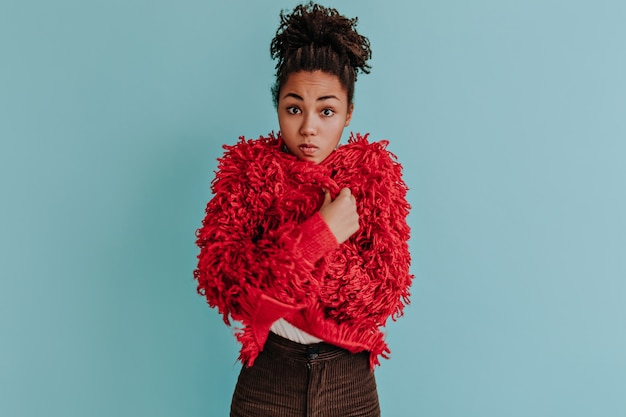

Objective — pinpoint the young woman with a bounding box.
[195,3,413,416]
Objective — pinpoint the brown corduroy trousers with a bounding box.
[230,332,380,417]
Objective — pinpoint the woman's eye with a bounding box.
[321,108,335,117]
[286,106,300,115]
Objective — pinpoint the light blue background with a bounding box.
[1,0,625,416]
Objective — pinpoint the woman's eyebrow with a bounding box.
[282,93,340,101]
[283,92,303,100]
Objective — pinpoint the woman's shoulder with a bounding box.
[215,133,290,174]
[333,133,400,168]
[211,133,285,192]
[327,133,407,195]
[221,133,281,161]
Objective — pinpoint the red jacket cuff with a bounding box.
[296,212,339,266]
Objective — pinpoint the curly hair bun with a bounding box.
[271,2,371,74]
[270,2,372,105]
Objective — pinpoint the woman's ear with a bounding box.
[345,103,354,127]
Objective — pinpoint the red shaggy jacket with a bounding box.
[195,133,413,368]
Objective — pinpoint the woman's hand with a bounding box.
[319,188,360,244]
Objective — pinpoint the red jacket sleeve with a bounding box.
[194,142,339,345]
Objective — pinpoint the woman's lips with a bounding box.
[299,144,318,156]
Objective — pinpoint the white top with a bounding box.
[270,318,323,344]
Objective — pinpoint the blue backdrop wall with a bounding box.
[1,1,625,416]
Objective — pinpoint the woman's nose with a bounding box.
[299,113,317,137]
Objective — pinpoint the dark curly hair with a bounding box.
[270,2,372,107]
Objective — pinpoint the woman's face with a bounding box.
[277,70,353,164]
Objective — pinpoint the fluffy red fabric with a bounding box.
[195,132,413,368]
